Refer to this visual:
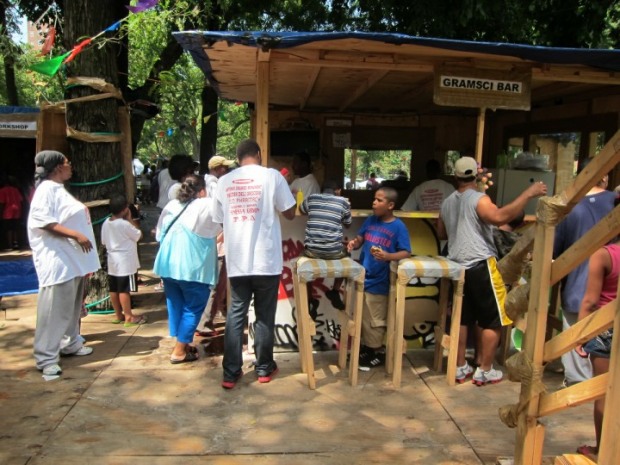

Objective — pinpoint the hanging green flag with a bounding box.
[29,52,72,77]
[218,110,228,122]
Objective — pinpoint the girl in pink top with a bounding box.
[575,241,620,458]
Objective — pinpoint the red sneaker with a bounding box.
[257,367,279,383]
[221,371,243,389]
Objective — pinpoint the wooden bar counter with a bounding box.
[247,209,445,354]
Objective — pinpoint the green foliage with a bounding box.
[135,54,204,161]
[344,149,410,186]
[0,47,64,106]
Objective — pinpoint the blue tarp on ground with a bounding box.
[173,30,620,72]
[0,259,39,296]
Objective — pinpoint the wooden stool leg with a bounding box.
[293,266,316,389]
[392,282,407,388]
[348,281,364,387]
[299,281,316,389]
[433,277,450,373]
[338,278,352,370]
[292,266,307,374]
[446,275,464,386]
[385,268,397,375]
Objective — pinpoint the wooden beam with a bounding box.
[475,107,486,164]
[551,204,620,286]
[561,130,620,211]
[598,286,620,465]
[271,51,433,73]
[255,50,270,166]
[543,299,614,362]
[339,70,389,112]
[515,221,555,465]
[538,373,608,417]
[300,66,321,110]
[532,66,620,86]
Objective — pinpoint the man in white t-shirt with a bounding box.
[401,159,455,211]
[289,151,320,200]
[214,139,296,389]
[205,155,235,199]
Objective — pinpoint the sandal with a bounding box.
[576,445,598,459]
[111,317,125,324]
[123,315,148,327]
[186,345,198,354]
[170,352,198,364]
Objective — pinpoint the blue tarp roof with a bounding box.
[0,106,40,114]
[174,31,620,72]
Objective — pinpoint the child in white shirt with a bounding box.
[101,195,146,327]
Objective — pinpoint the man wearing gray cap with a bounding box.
[437,156,547,386]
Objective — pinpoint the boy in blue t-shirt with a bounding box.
[347,187,411,370]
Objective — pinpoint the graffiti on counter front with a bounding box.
[248,304,341,350]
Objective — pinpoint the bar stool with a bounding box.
[292,256,365,389]
[386,256,465,387]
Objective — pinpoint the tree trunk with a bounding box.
[200,85,218,171]
[0,1,19,106]
[64,0,128,310]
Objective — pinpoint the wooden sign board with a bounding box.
[0,113,38,139]
[434,66,531,110]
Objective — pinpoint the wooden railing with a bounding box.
[500,130,620,465]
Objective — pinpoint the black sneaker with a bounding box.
[325,289,345,310]
[358,348,385,372]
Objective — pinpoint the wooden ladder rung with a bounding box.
[554,453,597,465]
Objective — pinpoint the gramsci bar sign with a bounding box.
[434,66,531,110]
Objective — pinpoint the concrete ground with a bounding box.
[0,209,595,465]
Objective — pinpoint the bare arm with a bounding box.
[43,223,93,252]
[282,205,296,220]
[436,215,447,240]
[575,247,609,356]
[476,182,547,226]
[347,235,364,252]
[372,248,410,262]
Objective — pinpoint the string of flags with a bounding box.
[155,108,238,138]
[29,0,159,77]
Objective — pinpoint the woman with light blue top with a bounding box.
[154,174,221,364]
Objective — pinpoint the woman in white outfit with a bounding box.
[28,151,100,376]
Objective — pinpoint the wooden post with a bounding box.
[514,219,555,465]
[597,274,620,465]
[256,50,270,166]
[475,107,486,164]
[351,149,358,188]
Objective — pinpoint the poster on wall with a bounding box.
[332,132,351,148]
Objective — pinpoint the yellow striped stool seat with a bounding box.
[292,256,365,389]
[387,256,465,387]
[294,256,365,284]
[393,256,464,283]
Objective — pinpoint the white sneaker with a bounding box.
[472,366,503,386]
[42,364,62,376]
[63,346,93,357]
[455,363,474,383]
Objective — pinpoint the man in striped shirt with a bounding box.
[299,180,352,314]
